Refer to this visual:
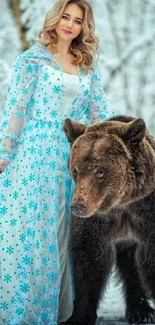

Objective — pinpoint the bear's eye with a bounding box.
[95,170,105,178]
[72,168,77,179]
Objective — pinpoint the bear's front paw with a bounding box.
[126,306,155,324]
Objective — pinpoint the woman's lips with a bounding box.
[63,29,72,34]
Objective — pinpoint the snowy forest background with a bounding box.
[0,0,155,136]
[0,0,155,321]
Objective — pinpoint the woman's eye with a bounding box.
[62,15,69,20]
[75,20,82,25]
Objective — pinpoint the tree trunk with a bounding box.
[10,0,29,51]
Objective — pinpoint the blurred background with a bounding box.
[0,0,155,135]
[0,0,155,319]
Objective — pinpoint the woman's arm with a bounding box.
[88,61,115,124]
[0,54,39,162]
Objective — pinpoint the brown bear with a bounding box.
[61,115,155,325]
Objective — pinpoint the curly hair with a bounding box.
[38,0,99,71]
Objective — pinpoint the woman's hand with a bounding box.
[0,159,10,174]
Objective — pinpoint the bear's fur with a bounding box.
[61,115,155,325]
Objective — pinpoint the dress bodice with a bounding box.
[30,63,91,123]
[61,73,80,115]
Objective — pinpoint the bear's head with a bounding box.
[64,116,155,218]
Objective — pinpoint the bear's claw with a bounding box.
[126,309,155,324]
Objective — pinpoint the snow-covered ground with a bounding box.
[98,272,125,322]
[97,273,155,324]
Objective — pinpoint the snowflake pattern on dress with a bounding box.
[0,44,112,325]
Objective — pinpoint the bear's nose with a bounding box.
[71,203,86,216]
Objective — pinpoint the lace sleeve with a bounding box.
[88,62,115,124]
[0,54,39,161]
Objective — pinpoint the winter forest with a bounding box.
[0,0,155,321]
[1,0,155,135]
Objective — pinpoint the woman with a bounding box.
[0,0,112,324]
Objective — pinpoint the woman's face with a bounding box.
[55,3,83,42]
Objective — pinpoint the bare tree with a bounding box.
[96,0,155,134]
[0,0,21,116]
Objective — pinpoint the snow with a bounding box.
[0,0,21,119]
[98,273,125,320]
[0,1,155,321]
[1,0,155,135]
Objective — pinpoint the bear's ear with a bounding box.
[122,118,146,145]
[63,118,86,145]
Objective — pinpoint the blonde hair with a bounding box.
[39,0,99,71]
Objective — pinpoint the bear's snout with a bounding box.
[71,203,86,217]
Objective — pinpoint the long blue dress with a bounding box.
[0,44,112,325]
